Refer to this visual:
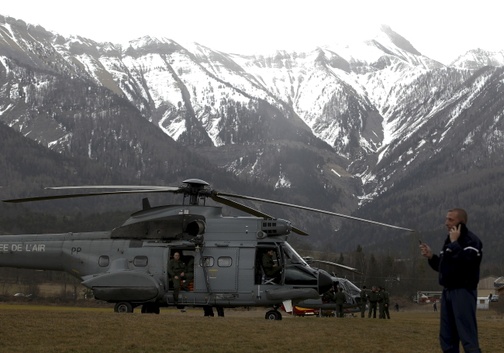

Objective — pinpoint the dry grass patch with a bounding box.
[0,304,502,353]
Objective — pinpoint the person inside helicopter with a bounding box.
[262,249,282,282]
[322,286,336,303]
[168,251,186,305]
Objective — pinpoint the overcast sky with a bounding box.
[2,0,502,65]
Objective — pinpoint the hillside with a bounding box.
[1,14,504,265]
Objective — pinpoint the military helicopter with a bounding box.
[1,178,413,319]
[281,276,362,317]
[282,258,364,317]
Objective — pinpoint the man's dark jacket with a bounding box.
[428,224,483,290]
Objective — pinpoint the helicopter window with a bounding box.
[98,256,109,267]
[133,256,148,267]
[282,242,309,266]
[217,256,232,267]
[339,279,361,296]
[200,256,214,267]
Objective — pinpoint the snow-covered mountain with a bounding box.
[451,48,504,70]
[2,15,504,259]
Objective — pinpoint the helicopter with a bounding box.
[282,258,364,317]
[0,178,413,319]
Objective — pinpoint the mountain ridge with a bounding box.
[1,14,504,264]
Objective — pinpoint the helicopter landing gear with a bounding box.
[265,309,282,320]
[114,302,133,313]
[141,303,161,314]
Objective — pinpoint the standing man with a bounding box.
[359,286,369,318]
[334,287,347,318]
[377,287,384,318]
[367,286,379,318]
[420,208,482,353]
[168,252,186,305]
[380,287,391,319]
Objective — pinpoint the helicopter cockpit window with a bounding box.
[282,242,309,266]
[339,279,361,297]
[133,256,148,267]
[98,255,109,267]
[217,256,232,267]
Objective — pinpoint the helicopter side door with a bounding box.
[236,247,255,290]
[199,247,239,292]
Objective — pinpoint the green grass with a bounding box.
[0,304,502,353]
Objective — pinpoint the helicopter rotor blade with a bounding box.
[214,192,415,232]
[210,194,308,235]
[2,179,413,233]
[309,259,363,275]
[47,185,180,191]
[3,186,181,203]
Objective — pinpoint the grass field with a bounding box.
[0,303,502,353]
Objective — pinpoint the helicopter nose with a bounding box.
[317,269,333,294]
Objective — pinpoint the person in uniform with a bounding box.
[420,208,482,353]
[359,286,369,318]
[367,286,379,318]
[379,287,390,319]
[322,287,336,303]
[321,286,336,317]
[262,249,282,280]
[168,252,186,305]
[377,286,384,318]
[334,287,347,318]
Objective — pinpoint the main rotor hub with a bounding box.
[182,178,211,205]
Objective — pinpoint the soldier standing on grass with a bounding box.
[368,286,379,318]
[379,287,390,319]
[377,287,384,318]
[334,287,347,318]
[360,286,369,318]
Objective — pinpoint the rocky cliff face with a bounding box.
[2,15,504,259]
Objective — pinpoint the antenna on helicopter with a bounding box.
[142,198,151,210]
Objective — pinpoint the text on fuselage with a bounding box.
[0,243,46,253]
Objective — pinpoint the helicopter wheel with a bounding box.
[265,309,282,320]
[141,303,161,314]
[114,302,134,313]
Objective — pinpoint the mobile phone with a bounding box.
[453,222,465,230]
